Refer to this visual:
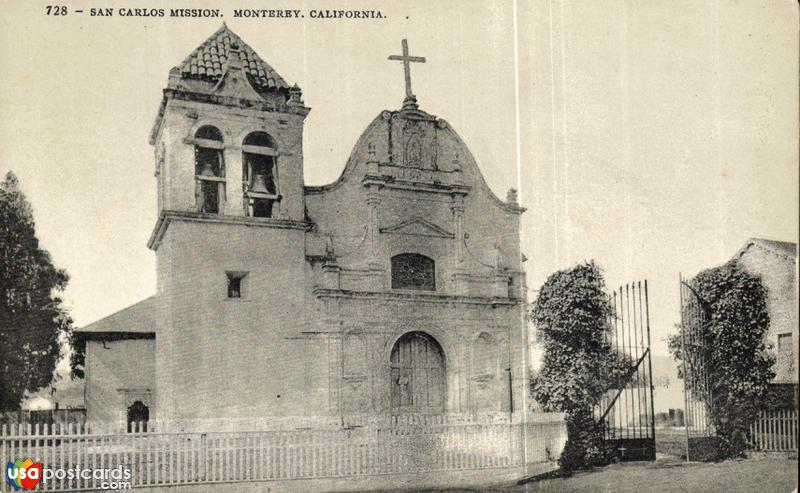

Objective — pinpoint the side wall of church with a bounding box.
[85,339,155,423]
[155,221,324,422]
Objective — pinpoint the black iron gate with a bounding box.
[679,275,719,461]
[595,281,656,461]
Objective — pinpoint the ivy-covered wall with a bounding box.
[669,260,774,458]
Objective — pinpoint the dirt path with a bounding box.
[504,457,797,493]
[358,456,797,493]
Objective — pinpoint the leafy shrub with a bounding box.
[668,260,774,458]
[530,261,624,470]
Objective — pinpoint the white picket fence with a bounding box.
[1,418,566,491]
[748,408,798,452]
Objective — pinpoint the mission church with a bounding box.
[76,24,529,431]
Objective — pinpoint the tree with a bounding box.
[669,260,773,458]
[530,261,628,470]
[0,171,73,410]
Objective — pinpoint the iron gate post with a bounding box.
[679,274,691,461]
[645,281,656,456]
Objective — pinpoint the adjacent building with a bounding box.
[732,238,798,399]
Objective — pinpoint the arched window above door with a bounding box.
[391,254,435,291]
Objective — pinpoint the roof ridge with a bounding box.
[224,26,289,88]
[175,23,291,93]
[78,295,156,332]
[735,238,797,262]
[750,237,796,247]
[176,23,229,72]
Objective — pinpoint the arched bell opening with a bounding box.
[242,131,279,218]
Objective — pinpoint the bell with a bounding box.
[198,161,216,177]
[250,173,271,194]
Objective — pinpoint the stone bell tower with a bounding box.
[149,23,310,222]
[146,24,313,424]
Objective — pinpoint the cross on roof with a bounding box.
[388,39,426,109]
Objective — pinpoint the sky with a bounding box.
[1,0,797,372]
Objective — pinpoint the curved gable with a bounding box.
[305,108,524,215]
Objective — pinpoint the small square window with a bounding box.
[777,333,792,351]
[228,277,241,298]
[226,271,248,299]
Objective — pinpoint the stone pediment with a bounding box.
[380,217,453,238]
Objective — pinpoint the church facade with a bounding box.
[77,25,529,430]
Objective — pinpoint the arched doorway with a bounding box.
[390,332,445,414]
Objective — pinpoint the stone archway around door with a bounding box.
[389,331,446,415]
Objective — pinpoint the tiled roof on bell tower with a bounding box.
[176,23,290,92]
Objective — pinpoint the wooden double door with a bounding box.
[390,332,445,414]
